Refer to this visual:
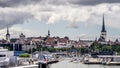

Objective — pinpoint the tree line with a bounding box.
[90,41,120,54]
[26,41,120,55]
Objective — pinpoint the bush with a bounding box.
[19,53,30,58]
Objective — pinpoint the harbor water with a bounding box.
[50,59,120,68]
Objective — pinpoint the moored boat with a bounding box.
[98,55,120,65]
[70,57,81,63]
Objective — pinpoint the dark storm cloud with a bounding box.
[0,0,41,7]
[0,0,120,7]
[0,10,32,29]
[0,0,120,29]
[71,0,120,5]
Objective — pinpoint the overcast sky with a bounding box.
[0,0,120,41]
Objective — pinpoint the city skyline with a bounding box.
[0,0,120,41]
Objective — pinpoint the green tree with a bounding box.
[116,46,120,53]
[32,48,36,52]
[36,45,42,51]
[101,46,112,51]
[64,36,69,40]
[90,41,99,52]
[80,47,89,54]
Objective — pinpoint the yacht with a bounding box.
[98,55,120,65]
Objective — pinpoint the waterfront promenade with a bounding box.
[11,59,120,68]
[50,59,120,68]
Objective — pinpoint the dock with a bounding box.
[82,55,120,65]
[83,58,102,64]
[10,65,38,68]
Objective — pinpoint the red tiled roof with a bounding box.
[45,38,55,45]
[58,38,68,43]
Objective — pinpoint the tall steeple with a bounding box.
[98,14,107,42]
[48,30,50,37]
[7,26,9,35]
[6,26,10,42]
[101,14,106,32]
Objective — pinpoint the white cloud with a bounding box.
[0,3,120,29]
[0,2,120,41]
[24,3,120,29]
[0,27,39,39]
[77,33,95,40]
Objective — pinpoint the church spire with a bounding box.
[101,14,106,32]
[6,26,10,42]
[7,26,9,35]
[98,14,107,42]
[48,30,50,37]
